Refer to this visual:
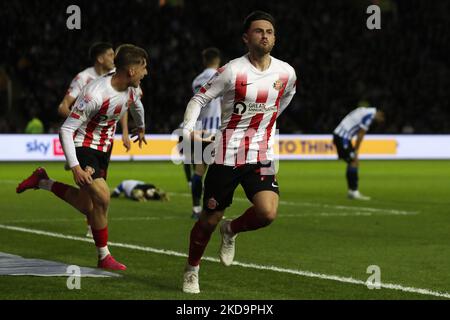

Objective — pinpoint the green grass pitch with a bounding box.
[0,160,449,299]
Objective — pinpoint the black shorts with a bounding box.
[202,162,280,212]
[134,184,156,193]
[333,134,356,163]
[75,147,110,180]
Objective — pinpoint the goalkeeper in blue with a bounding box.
[333,105,385,200]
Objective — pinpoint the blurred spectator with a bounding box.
[24,108,44,134]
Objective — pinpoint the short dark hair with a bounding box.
[88,42,113,64]
[202,47,221,66]
[114,44,148,71]
[243,11,276,33]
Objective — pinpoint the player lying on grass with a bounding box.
[111,179,169,202]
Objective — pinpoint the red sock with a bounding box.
[91,227,108,248]
[50,182,70,200]
[188,221,213,266]
[230,207,271,234]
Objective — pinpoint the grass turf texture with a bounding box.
[0,161,449,299]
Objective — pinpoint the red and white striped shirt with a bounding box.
[184,54,297,166]
[66,67,100,99]
[60,74,145,168]
[66,67,144,101]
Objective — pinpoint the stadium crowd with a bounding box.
[0,0,449,134]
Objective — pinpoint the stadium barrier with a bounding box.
[1,134,450,161]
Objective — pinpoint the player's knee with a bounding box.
[350,158,359,167]
[92,192,110,213]
[199,212,222,231]
[255,206,277,225]
[80,203,94,216]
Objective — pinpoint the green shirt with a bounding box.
[25,118,44,134]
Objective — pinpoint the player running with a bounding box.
[57,42,135,237]
[181,11,297,293]
[58,42,132,151]
[16,44,149,271]
[333,105,385,200]
[189,47,222,219]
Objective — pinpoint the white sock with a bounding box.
[185,263,199,273]
[97,246,110,260]
[38,179,54,191]
[227,223,235,236]
[193,206,202,214]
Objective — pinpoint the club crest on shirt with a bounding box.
[76,94,92,111]
[273,80,285,91]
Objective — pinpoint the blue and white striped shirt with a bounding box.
[334,107,377,140]
[192,68,222,135]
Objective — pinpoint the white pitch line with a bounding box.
[170,192,419,216]
[279,212,384,217]
[0,223,448,299]
[295,202,419,215]
[0,209,415,225]
[0,216,182,224]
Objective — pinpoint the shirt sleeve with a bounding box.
[129,88,145,129]
[59,91,101,168]
[278,68,297,118]
[115,183,124,193]
[66,74,84,99]
[183,65,231,132]
[360,113,375,131]
[190,64,231,109]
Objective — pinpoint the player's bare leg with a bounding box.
[83,178,126,270]
[183,209,224,293]
[16,167,92,214]
[16,168,126,270]
[220,191,278,266]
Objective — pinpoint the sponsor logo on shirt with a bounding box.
[233,102,276,115]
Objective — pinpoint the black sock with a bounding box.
[191,174,203,207]
[183,164,192,184]
[346,165,358,191]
